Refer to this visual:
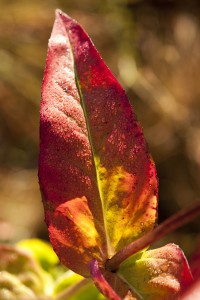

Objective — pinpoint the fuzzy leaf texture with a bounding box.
[39,10,193,299]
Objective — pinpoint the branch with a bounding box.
[106,201,200,272]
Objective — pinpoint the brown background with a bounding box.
[0,0,200,260]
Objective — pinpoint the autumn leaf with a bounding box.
[39,9,157,276]
[38,10,193,299]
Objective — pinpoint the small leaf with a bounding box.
[39,9,158,277]
[118,243,193,299]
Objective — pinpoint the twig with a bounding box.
[106,201,200,272]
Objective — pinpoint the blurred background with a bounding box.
[0,0,200,262]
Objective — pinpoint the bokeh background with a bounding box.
[0,0,200,262]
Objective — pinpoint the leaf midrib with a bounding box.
[74,70,112,257]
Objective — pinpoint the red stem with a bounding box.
[90,259,122,300]
[106,201,200,272]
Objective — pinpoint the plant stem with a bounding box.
[90,259,122,300]
[54,278,91,300]
[106,201,200,272]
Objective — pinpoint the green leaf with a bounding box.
[17,239,59,272]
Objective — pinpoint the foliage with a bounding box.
[38,10,195,299]
[1,0,200,254]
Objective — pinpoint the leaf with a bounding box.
[17,239,59,272]
[39,9,158,278]
[118,243,193,299]
[39,10,193,300]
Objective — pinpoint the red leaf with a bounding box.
[58,10,158,253]
[39,11,106,276]
[39,10,193,300]
[39,10,158,277]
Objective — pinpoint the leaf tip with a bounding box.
[55,8,74,24]
[55,8,62,16]
[49,9,70,47]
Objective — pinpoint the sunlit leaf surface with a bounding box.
[39,10,158,278]
[39,10,193,299]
